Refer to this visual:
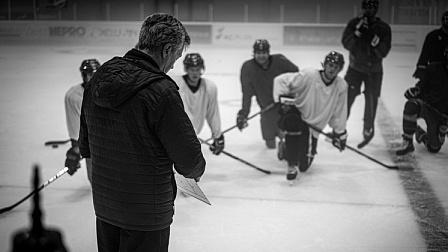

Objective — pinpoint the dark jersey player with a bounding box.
[396,46,448,156]
[237,39,299,149]
[413,10,448,80]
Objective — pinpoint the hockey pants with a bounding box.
[345,67,383,132]
[402,99,447,153]
[278,107,311,172]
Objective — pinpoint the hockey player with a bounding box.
[413,10,448,80]
[273,51,348,183]
[171,53,224,155]
[237,39,298,149]
[342,0,392,148]
[64,59,101,180]
[396,46,448,156]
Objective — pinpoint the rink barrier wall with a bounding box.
[0,21,437,51]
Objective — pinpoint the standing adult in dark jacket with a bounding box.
[413,10,448,80]
[342,0,391,148]
[77,13,206,252]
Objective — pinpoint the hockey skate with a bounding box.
[415,125,427,144]
[357,128,374,149]
[306,153,315,170]
[287,165,299,186]
[395,134,415,162]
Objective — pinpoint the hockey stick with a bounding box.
[323,138,405,170]
[306,124,411,170]
[0,167,69,214]
[420,99,448,120]
[44,139,70,148]
[202,103,276,143]
[198,137,272,174]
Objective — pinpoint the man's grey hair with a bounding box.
[136,13,191,54]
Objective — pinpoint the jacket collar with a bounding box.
[124,48,162,73]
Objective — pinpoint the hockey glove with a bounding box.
[404,86,420,100]
[370,34,380,47]
[210,134,225,155]
[412,67,425,80]
[332,130,347,152]
[355,19,379,47]
[65,147,81,175]
[236,113,248,131]
[354,18,368,37]
[361,28,379,46]
[278,95,295,115]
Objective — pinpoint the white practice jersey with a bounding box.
[172,75,222,139]
[65,84,84,140]
[273,68,348,138]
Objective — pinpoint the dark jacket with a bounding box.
[79,49,206,231]
[416,28,448,69]
[417,61,448,115]
[342,16,392,73]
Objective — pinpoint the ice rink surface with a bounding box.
[0,41,447,251]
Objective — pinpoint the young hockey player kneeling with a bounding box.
[273,51,349,184]
[396,46,448,156]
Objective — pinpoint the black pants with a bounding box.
[402,99,447,152]
[96,218,170,252]
[260,103,281,141]
[345,67,383,131]
[278,106,310,170]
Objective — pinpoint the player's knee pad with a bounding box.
[278,112,304,133]
[426,144,441,153]
[403,100,419,115]
[284,114,303,133]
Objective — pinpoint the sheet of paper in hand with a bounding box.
[174,173,211,205]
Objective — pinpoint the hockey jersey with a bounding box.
[239,54,298,117]
[416,28,448,71]
[65,83,84,140]
[172,75,222,139]
[273,68,348,138]
[416,61,448,115]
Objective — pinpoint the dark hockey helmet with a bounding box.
[361,0,379,11]
[253,39,270,53]
[442,10,448,23]
[183,53,205,69]
[80,59,100,83]
[324,51,345,69]
[79,59,101,74]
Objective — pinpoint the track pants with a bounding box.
[96,218,170,252]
